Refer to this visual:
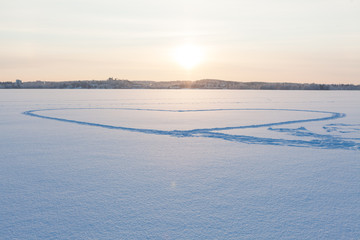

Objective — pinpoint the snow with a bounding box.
[0,89,359,239]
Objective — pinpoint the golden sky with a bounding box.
[1,0,359,84]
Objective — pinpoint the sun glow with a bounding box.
[173,44,204,70]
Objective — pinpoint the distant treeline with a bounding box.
[1,78,359,90]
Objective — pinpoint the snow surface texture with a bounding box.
[1,90,360,239]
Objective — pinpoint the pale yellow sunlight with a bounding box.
[173,44,204,70]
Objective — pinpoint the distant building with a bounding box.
[16,79,22,86]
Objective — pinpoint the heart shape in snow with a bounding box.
[23,108,359,150]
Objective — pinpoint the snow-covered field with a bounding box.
[1,89,359,239]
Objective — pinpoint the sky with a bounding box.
[0,0,359,84]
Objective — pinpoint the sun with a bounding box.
[173,44,204,70]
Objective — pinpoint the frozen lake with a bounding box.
[1,89,359,239]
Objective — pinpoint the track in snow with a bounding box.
[23,108,360,150]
